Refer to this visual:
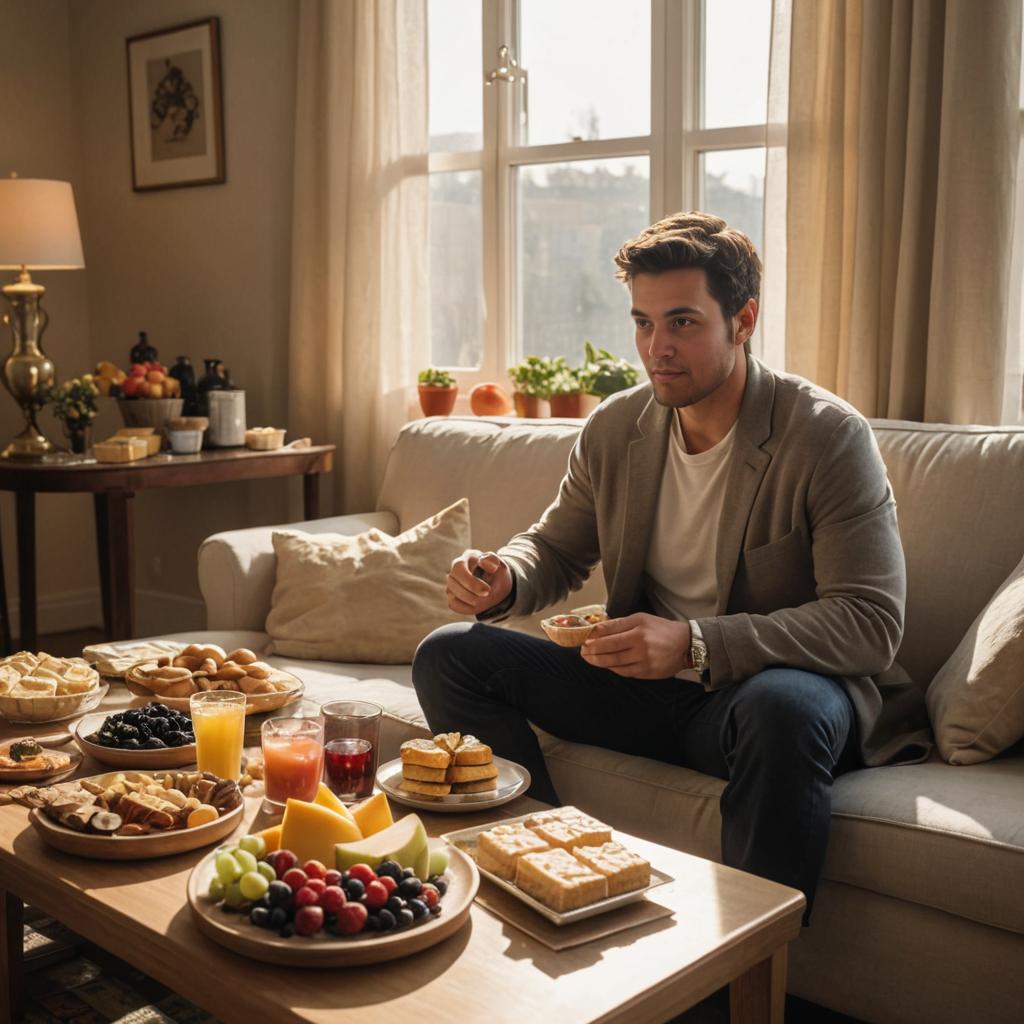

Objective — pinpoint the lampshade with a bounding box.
[0,178,85,270]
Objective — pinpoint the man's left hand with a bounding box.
[581,613,691,679]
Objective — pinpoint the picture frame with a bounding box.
[126,17,225,192]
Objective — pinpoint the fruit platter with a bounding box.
[188,785,478,965]
[1,769,244,859]
[74,705,197,769]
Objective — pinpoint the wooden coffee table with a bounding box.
[0,789,803,1023]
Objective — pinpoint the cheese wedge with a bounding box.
[280,799,362,865]
[351,791,394,838]
[257,823,283,852]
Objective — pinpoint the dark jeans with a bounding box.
[412,621,859,919]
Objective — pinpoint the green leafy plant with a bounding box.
[508,355,560,399]
[52,375,100,426]
[548,357,583,396]
[417,367,456,388]
[580,342,640,399]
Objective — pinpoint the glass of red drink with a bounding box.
[321,700,382,802]
[261,716,325,806]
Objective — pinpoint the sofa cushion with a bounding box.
[266,499,471,663]
[926,552,1024,764]
[870,422,1024,691]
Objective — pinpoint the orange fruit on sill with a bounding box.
[470,382,513,416]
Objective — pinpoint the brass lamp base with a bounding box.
[2,269,56,461]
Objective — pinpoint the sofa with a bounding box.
[166,414,1023,1024]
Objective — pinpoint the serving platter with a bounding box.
[442,813,672,926]
[27,770,244,860]
[186,839,478,966]
[376,755,530,813]
[74,712,198,770]
[0,742,82,784]
[125,671,304,716]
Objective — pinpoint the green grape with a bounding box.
[234,849,258,874]
[239,871,270,901]
[238,834,267,859]
[215,851,242,884]
[256,861,276,883]
[223,880,248,909]
[207,877,226,902]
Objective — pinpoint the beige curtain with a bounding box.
[777,0,1021,423]
[288,0,429,514]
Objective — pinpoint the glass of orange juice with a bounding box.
[261,717,324,806]
[190,691,246,780]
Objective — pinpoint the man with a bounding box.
[413,211,930,914]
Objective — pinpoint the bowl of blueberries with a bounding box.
[74,704,197,769]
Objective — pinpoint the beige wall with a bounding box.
[1,0,300,638]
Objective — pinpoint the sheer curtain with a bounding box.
[765,0,1021,423]
[288,0,429,515]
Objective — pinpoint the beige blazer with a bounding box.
[491,356,932,767]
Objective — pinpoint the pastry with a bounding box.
[398,778,452,798]
[400,738,451,770]
[447,762,498,783]
[0,740,71,774]
[514,848,609,912]
[572,841,651,896]
[451,777,499,794]
[527,817,613,852]
[475,823,550,880]
[0,651,99,697]
[401,763,449,783]
[452,735,493,766]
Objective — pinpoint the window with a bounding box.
[427,0,771,390]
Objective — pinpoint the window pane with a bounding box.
[430,171,483,367]
[703,0,770,128]
[429,0,482,152]
[701,149,765,254]
[517,158,649,364]
[519,0,650,145]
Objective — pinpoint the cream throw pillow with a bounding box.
[927,553,1024,764]
[265,498,470,663]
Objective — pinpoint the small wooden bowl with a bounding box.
[74,711,198,769]
[540,616,598,647]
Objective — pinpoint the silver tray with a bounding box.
[442,810,672,926]
[376,755,530,813]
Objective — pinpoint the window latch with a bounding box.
[485,45,528,86]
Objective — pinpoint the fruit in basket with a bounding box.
[93,361,127,396]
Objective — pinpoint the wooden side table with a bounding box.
[0,444,334,651]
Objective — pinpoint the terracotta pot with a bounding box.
[418,384,458,417]
[549,392,588,418]
[513,392,549,418]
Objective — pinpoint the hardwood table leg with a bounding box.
[0,507,11,656]
[0,890,24,1024]
[730,946,787,1024]
[303,472,320,519]
[94,491,135,640]
[15,491,36,651]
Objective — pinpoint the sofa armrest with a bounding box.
[198,511,400,631]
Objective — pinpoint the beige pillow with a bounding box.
[927,553,1024,764]
[265,499,470,663]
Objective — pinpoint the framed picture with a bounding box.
[126,18,225,191]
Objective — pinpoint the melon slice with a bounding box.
[280,798,362,865]
[351,791,393,838]
[313,783,358,826]
[335,814,429,879]
[257,823,283,852]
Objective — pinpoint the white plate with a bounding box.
[442,811,672,926]
[187,838,478,966]
[376,755,530,813]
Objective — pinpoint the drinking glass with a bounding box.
[321,700,382,802]
[190,691,246,781]
[261,717,325,805]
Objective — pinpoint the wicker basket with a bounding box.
[116,398,184,444]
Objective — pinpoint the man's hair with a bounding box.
[613,211,762,319]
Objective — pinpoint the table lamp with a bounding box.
[0,175,85,458]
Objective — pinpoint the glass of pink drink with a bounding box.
[320,700,382,802]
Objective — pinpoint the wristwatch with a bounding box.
[688,619,710,676]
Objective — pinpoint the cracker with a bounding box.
[475,823,550,880]
[514,848,608,912]
[572,841,650,896]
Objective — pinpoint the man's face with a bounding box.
[630,268,742,409]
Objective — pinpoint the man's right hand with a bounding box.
[446,549,513,615]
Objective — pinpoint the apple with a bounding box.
[131,363,146,377]
[120,376,142,397]
[145,369,165,384]
[470,382,513,416]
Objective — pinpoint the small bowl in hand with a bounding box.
[540,614,599,647]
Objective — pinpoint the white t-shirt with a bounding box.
[644,413,736,681]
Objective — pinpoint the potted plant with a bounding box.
[417,367,458,416]
[507,355,558,417]
[580,341,640,400]
[548,358,588,418]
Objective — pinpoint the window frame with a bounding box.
[426,0,770,393]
